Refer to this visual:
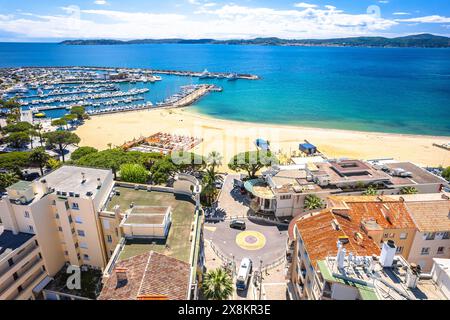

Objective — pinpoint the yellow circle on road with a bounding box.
[236,231,266,251]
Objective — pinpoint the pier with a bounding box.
[87,84,220,116]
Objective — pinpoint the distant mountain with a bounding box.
[61,34,450,48]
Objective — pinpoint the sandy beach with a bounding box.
[75,108,450,170]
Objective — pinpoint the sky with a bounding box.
[0,0,449,41]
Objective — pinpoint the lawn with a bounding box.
[107,186,196,263]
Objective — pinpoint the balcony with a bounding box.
[0,255,44,300]
[0,243,40,280]
[12,269,47,300]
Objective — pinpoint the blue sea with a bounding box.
[0,43,449,136]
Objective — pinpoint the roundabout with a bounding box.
[236,231,267,251]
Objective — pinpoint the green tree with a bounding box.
[304,194,324,210]
[363,185,378,196]
[0,152,30,170]
[44,131,80,162]
[1,99,21,123]
[51,118,68,129]
[0,172,19,191]
[70,106,86,121]
[3,121,33,133]
[228,150,277,179]
[29,147,50,176]
[206,151,223,172]
[70,146,98,161]
[171,151,206,173]
[202,168,222,206]
[33,123,45,147]
[442,167,450,181]
[202,268,233,300]
[47,158,62,170]
[76,149,134,179]
[5,131,30,149]
[119,163,149,183]
[400,186,418,195]
[150,157,178,184]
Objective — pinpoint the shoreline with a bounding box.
[75,107,450,169]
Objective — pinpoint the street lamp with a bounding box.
[259,258,263,300]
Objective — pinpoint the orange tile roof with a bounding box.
[404,200,450,232]
[328,196,416,229]
[295,210,381,267]
[98,251,190,300]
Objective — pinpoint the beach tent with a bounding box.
[255,138,270,151]
[299,143,317,155]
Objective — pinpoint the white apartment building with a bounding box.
[0,166,114,299]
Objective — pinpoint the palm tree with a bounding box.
[363,185,378,196]
[400,186,418,195]
[34,123,45,147]
[304,194,324,210]
[202,167,223,206]
[206,151,222,171]
[29,147,50,176]
[202,268,233,300]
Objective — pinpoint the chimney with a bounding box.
[380,240,396,267]
[97,178,102,189]
[336,240,346,270]
[115,267,128,288]
[405,263,421,289]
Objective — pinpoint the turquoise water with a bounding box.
[0,43,449,136]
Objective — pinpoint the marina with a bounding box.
[0,67,240,119]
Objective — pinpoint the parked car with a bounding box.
[230,219,246,230]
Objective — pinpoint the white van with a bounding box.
[236,258,252,291]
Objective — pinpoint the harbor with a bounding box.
[0,66,244,120]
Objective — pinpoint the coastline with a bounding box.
[75,107,450,169]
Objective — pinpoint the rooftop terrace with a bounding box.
[106,187,195,263]
[0,230,35,261]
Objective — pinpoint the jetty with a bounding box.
[87,84,220,116]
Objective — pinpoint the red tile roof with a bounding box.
[98,251,190,300]
[295,210,381,267]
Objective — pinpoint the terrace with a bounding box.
[106,186,196,263]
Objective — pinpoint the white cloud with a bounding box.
[393,12,410,16]
[293,2,317,9]
[378,1,389,4]
[94,0,108,5]
[0,4,400,40]
[396,15,450,23]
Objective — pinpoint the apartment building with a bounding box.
[246,158,447,218]
[290,210,447,300]
[403,199,450,272]
[0,229,47,300]
[0,166,114,299]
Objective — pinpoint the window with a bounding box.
[72,203,79,210]
[280,195,292,200]
[399,233,407,240]
[75,242,79,248]
[24,211,30,218]
[421,247,430,255]
[28,225,34,233]
[64,251,68,256]
[68,215,73,224]
[107,235,113,243]
[83,254,90,261]
[425,232,436,241]
[384,233,394,238]
[80,242,88,249]
[77,230,86,237]
[442,232,450,240]
[437,247,445,255]
[51,200,56,205]
[396,246,404,254]
[58,227,63,232]
[75,216,83,224]
[102,220,110,230]
[55,213,59,219]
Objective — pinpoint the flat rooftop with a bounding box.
[107,187,195,262]
[7,181,33,192]
[123,206,171,225]
[315,161,391,185]
[0,230,35,261]
[43,166,111,199]
[383,162,448,186]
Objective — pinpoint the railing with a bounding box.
[262,254,286,273]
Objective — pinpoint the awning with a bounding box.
[244,179,275,200]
